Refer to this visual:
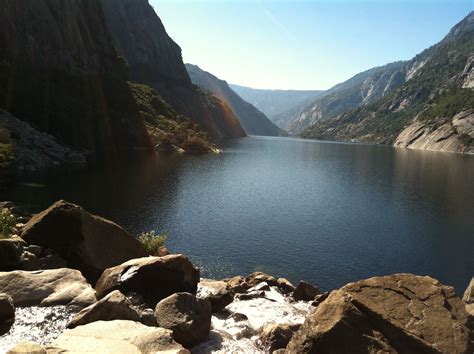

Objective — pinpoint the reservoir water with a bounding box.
[4,137,473,293]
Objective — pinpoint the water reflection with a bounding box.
[3,137,473,293]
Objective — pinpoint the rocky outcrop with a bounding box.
[95,255,200,307]
[292,281,320,302]
[0,0,152,165]
[258,323,300,352]
[186,64,283,136]
[0,110,86,174]
[21,200,147,282]
[154,292,212,347]
[0,294,14,334]
[99,0,245,142]
[67,290,144,329]
[394,110,473,154]
[197,280,233,313]
[53,320,188,353]
[0,268,96,308]
[287,274,473,354]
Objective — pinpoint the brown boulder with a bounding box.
[95,254,200,307]
[68,290,144,328]
[0,293,15,334]
[21,200,147,282]
[287,274,473,354]
[154,292,211,347]
[259,323,300,352]
[198,280,233,312]
[292,280,320,301]
[0,237,27,271]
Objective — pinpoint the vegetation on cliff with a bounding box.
[129,83,217,153]
[301,12,474,151]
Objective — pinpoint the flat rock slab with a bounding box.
[0,268,96,308]
[52,320,188,353]
[287,273,473,354]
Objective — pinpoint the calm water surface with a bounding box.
[4,137,474,293]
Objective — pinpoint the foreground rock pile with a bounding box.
[0,200,472,353]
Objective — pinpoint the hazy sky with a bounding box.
[151,0,472,90]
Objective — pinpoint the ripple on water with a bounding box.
[0,306,74,352]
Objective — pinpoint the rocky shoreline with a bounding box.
[0,201,472,353]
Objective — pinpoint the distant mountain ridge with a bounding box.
[230,85,323,129]
[301,11,474,154]
[288,61,407,134]
[186,65,283,136]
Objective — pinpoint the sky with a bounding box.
[151,0,473,90]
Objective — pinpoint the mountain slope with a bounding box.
[0,0,152,166]
[302,12,474,154]
[186,65,283,136]
[99,0,245,142]
[289,61,407,134]
[230,85,323,129]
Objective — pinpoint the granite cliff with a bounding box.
[0,0,152,166]
[301,12,474,154]
[186,64,284,136]
[99,0,246,141]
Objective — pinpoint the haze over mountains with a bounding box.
[230,85,323,130]
[186,64,283,137]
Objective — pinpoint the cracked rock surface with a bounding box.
[287,273,473,354]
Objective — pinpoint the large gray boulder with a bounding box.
[53,320,189,353]
[68,290,144,329]
[0,293,15,334]
[21,200,147,282]
[287,274,473,354]
[95,254,200,307]
[0,268,96,308]
[154,292,211,347]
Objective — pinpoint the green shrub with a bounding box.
[0,209,18,238]
[0,143,14,169]
[138,230,167,256]
[458,133,472,145]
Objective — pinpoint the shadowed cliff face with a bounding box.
[0,0,152,166]
[99,0,246,142]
